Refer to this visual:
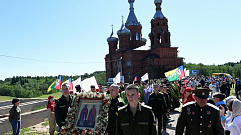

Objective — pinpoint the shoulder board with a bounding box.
[206,103,220,111]
[159,92,164,95]
[118,97,124,103]
[141,104,152,110]
[118,105,128,111]
[183,101,195,108]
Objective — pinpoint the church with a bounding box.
[105,0,183,83]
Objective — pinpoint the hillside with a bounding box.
[0,71,106,98]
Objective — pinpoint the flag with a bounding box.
[141,73,149,81]
[113,72,121,84]
[165,68,179,82]
[55,75,62,89]
[47,75,62,93]
[62,79,69,86]
[177,65,185,80]
[185,68,190,77]
[81,76,99,92]
[134,75,137,81]
[69,77,73,90]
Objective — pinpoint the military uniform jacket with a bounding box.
[176,102,224,135]
[116,103,157,135]
[106,95,125,133]
[54,95,73,127]
[163,92,171,110]
[148,92,167,117]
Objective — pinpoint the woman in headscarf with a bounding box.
[220,99,241,135]
[224,96,237,135]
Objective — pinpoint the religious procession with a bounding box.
[3,0,241,134]
[8,68,241,135]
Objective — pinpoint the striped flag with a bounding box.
[47,75,62,93]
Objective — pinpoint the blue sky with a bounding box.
[0,0,241,80]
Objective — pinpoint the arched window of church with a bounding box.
[164,32,168,43]
[157,33,161,43]
[157,22,159,26]
[130,33,132,41]
[136,33,139,40]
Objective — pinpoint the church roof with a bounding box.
[153,11,164,20]
[125,0,141,26]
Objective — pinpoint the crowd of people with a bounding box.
[8,75,241,135]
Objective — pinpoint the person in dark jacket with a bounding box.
[55,84,73,129]
[148,83,167,135]
[176,88,224,135]
[105,84,125,135]
[220,81,228,97]
[116,84,157,135]
[9,98,21,135]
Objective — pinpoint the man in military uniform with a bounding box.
[105,84,125,135]
[116,84,157,135]
[176,88,224,135]
[160,85,171,131]
[148,83,168,135]
[55,84,73,129]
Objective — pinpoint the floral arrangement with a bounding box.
[60,92,111,135]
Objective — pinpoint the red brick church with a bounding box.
[105,0,183,83]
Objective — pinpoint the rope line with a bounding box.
[0,54,103,65]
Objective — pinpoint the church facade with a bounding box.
[105,0,183,83]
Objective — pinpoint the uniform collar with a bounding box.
[195,102,207,108]
[111,95,119,102]
[126,102,142,112]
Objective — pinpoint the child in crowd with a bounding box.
[47,96,56,135]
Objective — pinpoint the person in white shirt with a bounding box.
[209,81,216,96]
[220,99,241,135]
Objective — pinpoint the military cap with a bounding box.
[126,84,139,90]
[192,88,212,99]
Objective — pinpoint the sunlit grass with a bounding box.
[0,96,17,101]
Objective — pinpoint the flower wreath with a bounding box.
[60,93,111,135]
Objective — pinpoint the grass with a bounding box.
[36,92,60,99]
[230,87,235,96]
[41,121,49,127]
[0,96,17,101]
[32,105,47,111]
[0,91,60,102]
[4,127,33,135]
